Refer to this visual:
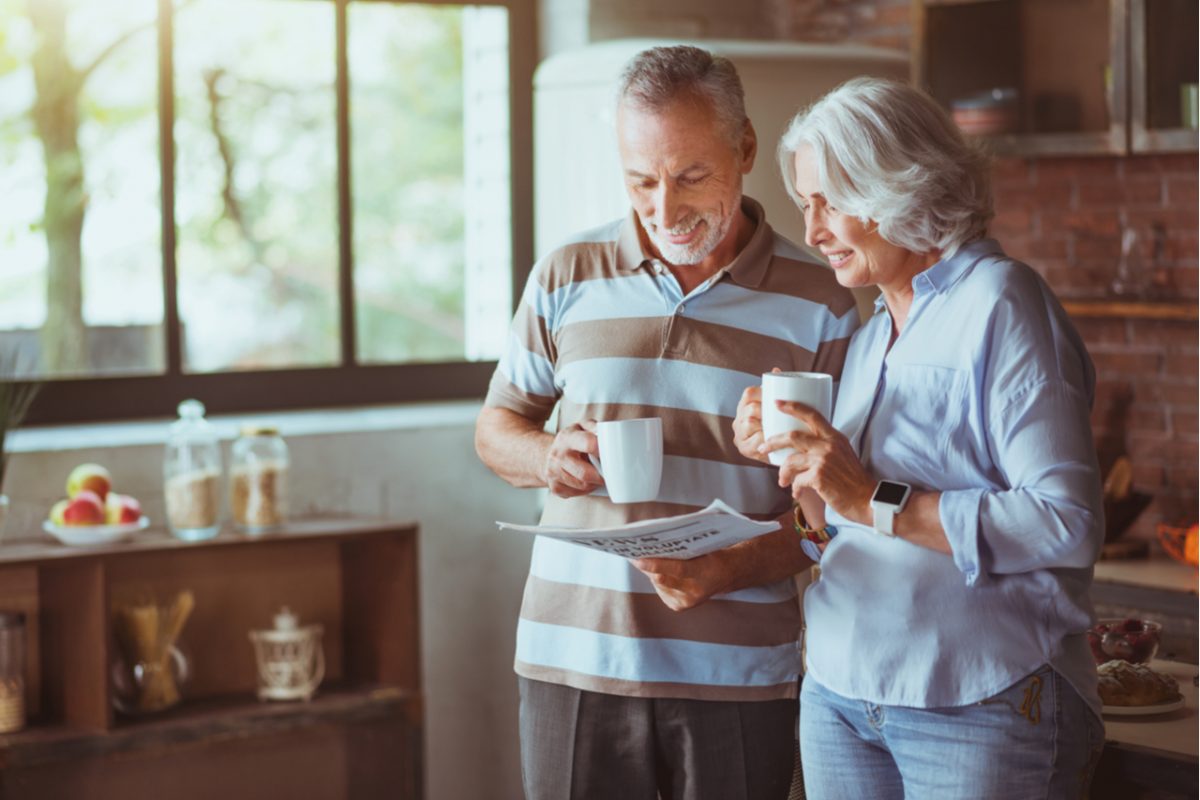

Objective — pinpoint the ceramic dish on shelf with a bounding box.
[42,516,150,547]
[1102,698,1186,716]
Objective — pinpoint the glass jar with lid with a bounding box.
[231,425,289,533]
[164,399,222,541]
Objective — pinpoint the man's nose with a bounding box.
[654,183,682,230]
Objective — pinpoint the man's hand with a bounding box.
[732,384,769,463]
[540,421,604,498]
[631,551,737,611]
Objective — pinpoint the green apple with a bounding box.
[66,463,112,502]
[48,499,68,526]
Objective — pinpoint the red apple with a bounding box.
[62,490,105,526]
[48,499,68,526]
[105,493,142,525]
[67,463,112,502]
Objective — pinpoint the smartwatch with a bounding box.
[870,480,912,536]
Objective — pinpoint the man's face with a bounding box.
[617,95,756,269]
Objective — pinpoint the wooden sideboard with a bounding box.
[0,519,422,799]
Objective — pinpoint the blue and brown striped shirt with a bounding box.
[486,197,858,700]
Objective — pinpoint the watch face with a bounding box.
[872,481,910,506]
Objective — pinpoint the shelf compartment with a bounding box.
[1130,0,1200,152]
[915,0,1128,156]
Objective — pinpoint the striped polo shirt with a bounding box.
[486,197,858,701]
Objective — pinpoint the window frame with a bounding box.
[21,0,535,426]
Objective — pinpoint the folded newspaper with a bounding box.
[496,499,781,560]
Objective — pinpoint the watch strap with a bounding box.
[872,501,898,536]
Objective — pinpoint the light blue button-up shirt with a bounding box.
[805,238,1104,717]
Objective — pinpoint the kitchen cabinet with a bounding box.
[913,0,1199,156]
[0,519,422,800]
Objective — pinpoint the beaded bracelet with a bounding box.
[793,505,838,559]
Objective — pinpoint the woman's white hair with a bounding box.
[778,77,993,257]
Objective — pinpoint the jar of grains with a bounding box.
[164,399,223,541]
[231,425,289,533]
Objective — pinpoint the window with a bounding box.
[0,0,533,424]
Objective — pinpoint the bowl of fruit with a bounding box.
[1088,618,1161,665]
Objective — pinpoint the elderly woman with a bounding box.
[733,77,1105,798]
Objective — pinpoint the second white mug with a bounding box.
[589,418,663,504]
[761,372,833,466]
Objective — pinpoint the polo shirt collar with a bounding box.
[615,196,774,289]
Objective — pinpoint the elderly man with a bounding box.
[475,45,857,800]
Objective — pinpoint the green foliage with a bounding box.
[0,354,39,492]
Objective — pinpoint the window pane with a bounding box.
[350,4,511,365]
[174,0,337,373]
[0,0,163,380]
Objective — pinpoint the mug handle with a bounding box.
[587,453,604,478]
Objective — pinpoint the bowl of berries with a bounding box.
[1088,618,1161,665]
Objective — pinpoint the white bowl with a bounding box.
[43,516,150,547]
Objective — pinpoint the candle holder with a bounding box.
[249,607,324,702]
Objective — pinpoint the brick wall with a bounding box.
[779,0,1199,536]
[993,155,1199,536]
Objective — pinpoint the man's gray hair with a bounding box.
[617,46,748,143]
[778,77,994,257]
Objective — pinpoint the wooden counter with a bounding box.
[0,518,422,800]
[1095,660,1198,799]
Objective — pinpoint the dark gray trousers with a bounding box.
[518,677,797,800]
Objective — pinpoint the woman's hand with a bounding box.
[733,384,769,463]
[760,400,875,525]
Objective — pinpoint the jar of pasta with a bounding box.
[231,426,289,533]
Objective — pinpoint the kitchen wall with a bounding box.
[4,408,538,800]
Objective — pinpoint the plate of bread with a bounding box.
[1098,660,1185,715]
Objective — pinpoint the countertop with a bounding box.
[1103,659,1198,759]
[1095,551,1198,595]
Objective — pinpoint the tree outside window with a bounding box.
[0,0,527,424]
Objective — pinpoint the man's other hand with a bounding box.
[631,551,736,611]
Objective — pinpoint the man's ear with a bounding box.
[740,120,758,174]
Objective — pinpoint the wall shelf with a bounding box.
[0,518,423,800]
[914,0,1199,156]
[1061,299,1199,320]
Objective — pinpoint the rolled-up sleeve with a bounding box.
[939,379,1103,585]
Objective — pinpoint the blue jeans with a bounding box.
[800,666,1104,800]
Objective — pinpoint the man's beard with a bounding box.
[643,204,737,266]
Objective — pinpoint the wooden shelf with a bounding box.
[917,0,1199,156]
[1,684,419,770]
[1061,300,1199,320]
[0,517,423,800]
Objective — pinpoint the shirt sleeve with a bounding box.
[482,263,560,421]
[937,272,1103,586]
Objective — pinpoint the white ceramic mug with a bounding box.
[588,418,663,504]
[761,372,834,466]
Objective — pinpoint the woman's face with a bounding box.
[791,145,922,294]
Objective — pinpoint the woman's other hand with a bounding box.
[761,400,875,525]
[733,384,769,463]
